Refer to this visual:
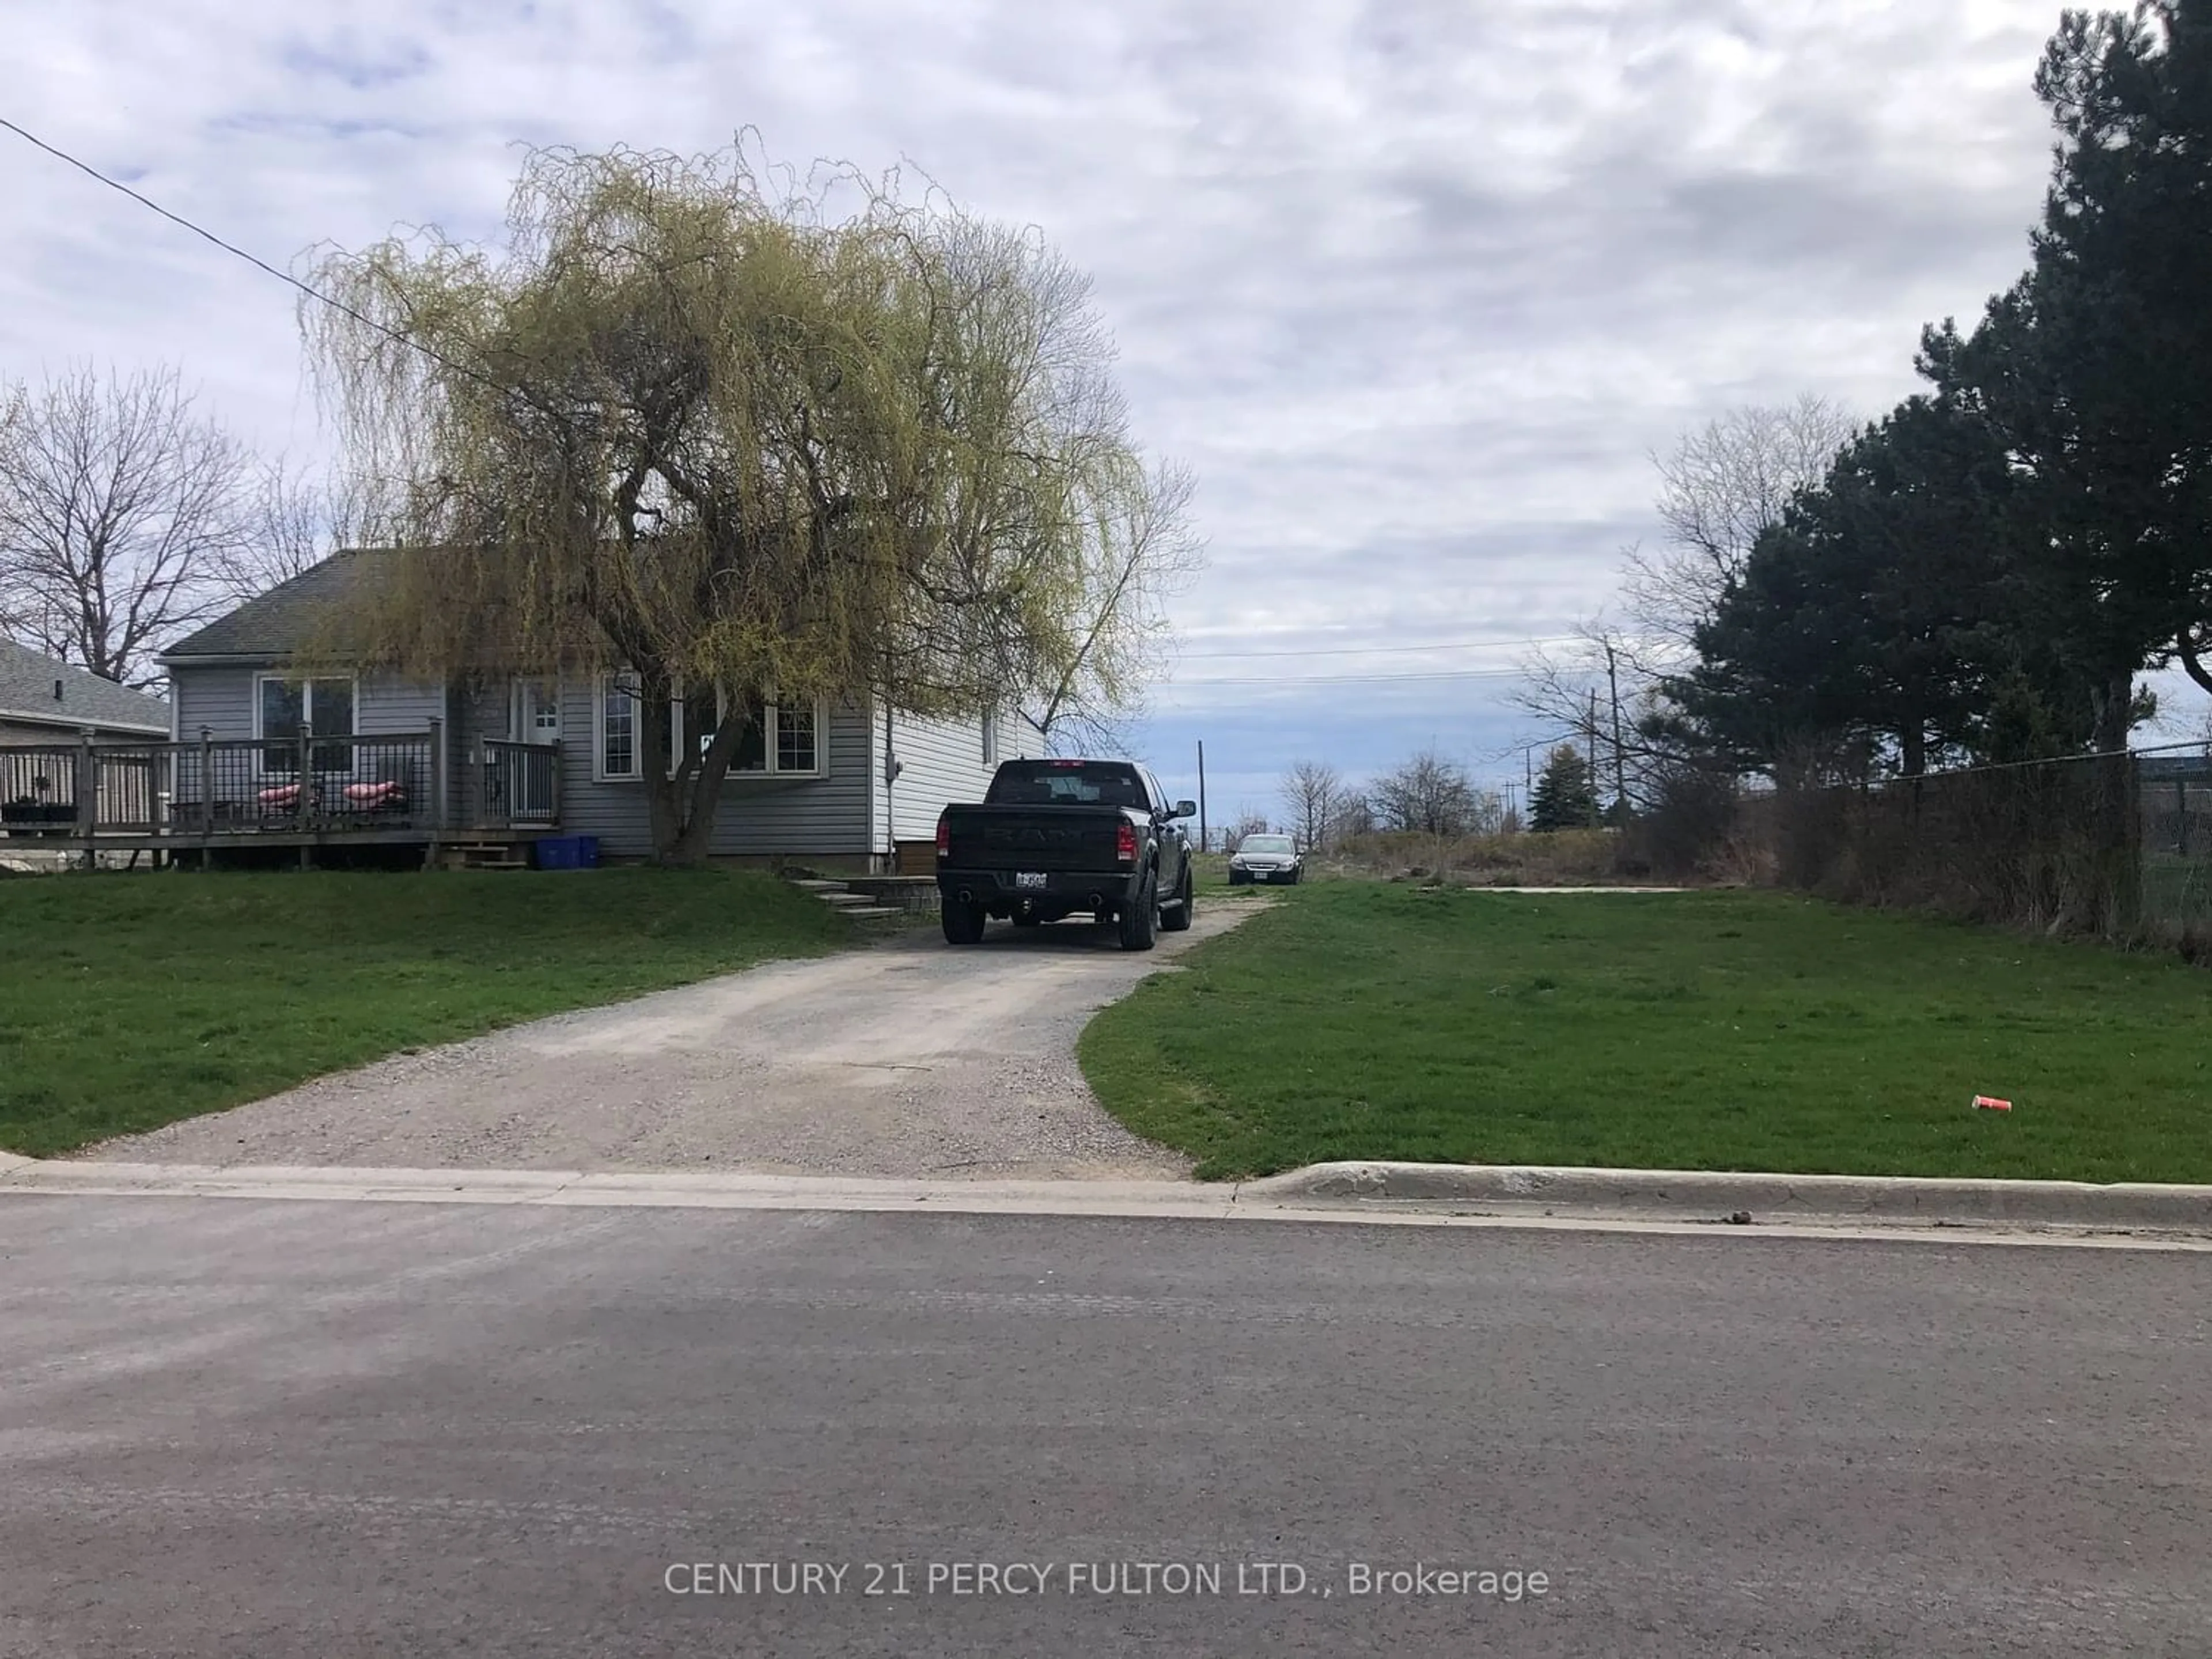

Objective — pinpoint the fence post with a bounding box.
[2179,778,2190,858]
[199,728,214,837]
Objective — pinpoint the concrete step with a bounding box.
[790,878,846,891]
[838,906,904,920]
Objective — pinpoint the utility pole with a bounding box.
[1602,636,1628,817]
[1586,690,1601,827]
[1197,740,1208,853]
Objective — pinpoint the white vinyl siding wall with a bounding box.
[880,707,1007,842]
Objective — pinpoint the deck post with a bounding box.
[198,728,214,837]
[297,725,313,869]
[74,728,97,869]
[427,718,446,870]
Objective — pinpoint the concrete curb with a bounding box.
[1243,1161,2212,1230]
[4,1155,2208,1243]
[0,1160,1242,1218]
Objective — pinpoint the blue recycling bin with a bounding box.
[533,835,600,870]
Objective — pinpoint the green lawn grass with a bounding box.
[0,869,857,1157]
[1080,882,2212,1181]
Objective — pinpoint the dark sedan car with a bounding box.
[1227,832,1302,885]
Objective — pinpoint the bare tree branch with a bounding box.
[1369,748,1500,835]
[1278,759,1344,850]
[0,363,252,684]
[1628,392,1859,645]
[206,458,364,603]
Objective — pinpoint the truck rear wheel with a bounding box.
[1116,874,1159,952]
[941,897,987,945]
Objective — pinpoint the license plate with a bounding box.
[1015,872,1047,890]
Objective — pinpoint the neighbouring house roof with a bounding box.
[157,548,397,663]
[0,639,172,736]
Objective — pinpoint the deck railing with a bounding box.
[0,724,517,840]
[480,738,561,830]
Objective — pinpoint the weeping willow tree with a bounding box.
[302,143,1196,863]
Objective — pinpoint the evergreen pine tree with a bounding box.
[1529,744,1598,832]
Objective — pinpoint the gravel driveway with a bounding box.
[87,903,1266,1180]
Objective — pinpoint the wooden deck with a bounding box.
[2,727,562,863]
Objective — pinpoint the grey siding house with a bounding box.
[2,641,173,838]
[1,640,171,747]
[139,550,1043,868]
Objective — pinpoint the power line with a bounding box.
[0,113,503,396]
[1177,632,1584,660]
[1167,665,1533,687]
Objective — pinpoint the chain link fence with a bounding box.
[1727,744,2211,950]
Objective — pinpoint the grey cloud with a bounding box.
[0,0,2086,783]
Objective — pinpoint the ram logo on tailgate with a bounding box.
[983,824,1086,849]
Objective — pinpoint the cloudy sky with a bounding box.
[6,0,2153,819]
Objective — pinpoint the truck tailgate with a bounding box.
[943,806,1127,870]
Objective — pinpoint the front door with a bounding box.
[509,679,560,821]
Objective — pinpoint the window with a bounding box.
[708,690,819,777]
[600,673,639,779]
[724,692,768,773]
[776,702,818,773]
[258,676,355,773]
[984,761,1145,807]
[596,675,825,781]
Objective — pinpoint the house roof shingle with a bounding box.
[157,548,396,662]
[0,639,172,734]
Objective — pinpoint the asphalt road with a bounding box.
[83,900,1266,1179]
[2,1196,2206,1657]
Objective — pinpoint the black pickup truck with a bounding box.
[935,759,1199,950]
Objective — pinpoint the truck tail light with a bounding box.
[935,813,950,859]
[1116,821,1138,863]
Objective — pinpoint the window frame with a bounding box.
[594,673,829,782]
[594,671,643,782]
[709,688,826,780]
[253,671,359,775]
[1140,767,1171,817]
